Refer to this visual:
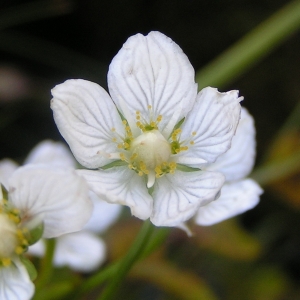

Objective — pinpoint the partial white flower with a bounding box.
[0,164,92,299]
[51,31,242,227]
[0,258,34,300]
[24,140,121,272]
[195,108,263,226]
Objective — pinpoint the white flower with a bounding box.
[51,31,242,227]
[24,140,121,272]
[0,163,92,300]
[195,108,263,226]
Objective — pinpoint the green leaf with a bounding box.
[192,219,261,260]
[130,258,218,300]
[20,256,37,281]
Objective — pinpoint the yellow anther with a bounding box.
[111,127,116,132]
[128,164,133,169]
[170,161,177,169]
[15,246,24,255]
[112,137,117,142]
[117,144,123,149]
[8,214,20,224]
[156,115,162,122]
[122,120,127,125]
[136,115,141,120]
[148,105,152,109]
[12,208,19,214]
[125,126,131,131]
[120,153,126,161]
[1,258,11,267]
[192,131,196,136]
[190,141,194,145]
[136,111,140,115]
[130,153,138,160]
[124,142,130,149]
[138,171,143,176]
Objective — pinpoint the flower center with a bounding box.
[131,130,171,171]
[110,109,197,187]
[0,201,29,267]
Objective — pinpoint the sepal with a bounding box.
[25,223,44,246]
[19,256,37,281]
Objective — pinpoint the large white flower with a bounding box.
[195,108,263,226]
[0,164,92,300]
[24,140,121,272]
[51,31,242,227]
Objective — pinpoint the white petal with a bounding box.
[108,31,197,133]
[78,167,153,220]
[178,87,242,166]
[27,240,45,257]
[25,140,76,168]
[206,108,256,181]
[51,79,124,168]
[7,165,92,238]
[150,170,225,226]
[195,179,262,226]
[0,258,34,300]
[54,231,106,272]
[0,159,18,189]
[83,191,122,233]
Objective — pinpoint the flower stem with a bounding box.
[97,219,155,300]
[34,238,56,290]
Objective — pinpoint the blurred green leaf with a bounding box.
[192,219,261,261]
[130,258,218,300]
[228,266,290,300]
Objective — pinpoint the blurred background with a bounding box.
[1,0,300,299]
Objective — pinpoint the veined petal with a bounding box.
[150,170,225,226]
[54,232,106,272]
[195,179,262,226]
[0,159,18,189]
[25,140,76,168]
[51,79,124,168]
[7,165,92,238]
[178,87,242,166]
[0,258,34,300]
[77,167,153,220]
[83,191,122,233]
[206,108,256,181]
[108,31,197,133]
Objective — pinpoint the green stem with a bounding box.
[34,238,56,291]
[196,0,300,88]
[74,225,169,299]
[97,220,155,300]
